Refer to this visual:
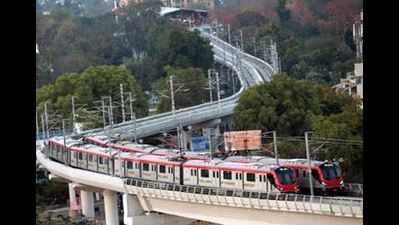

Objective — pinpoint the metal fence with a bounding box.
[124,177,363,218]
[344,183,363,196]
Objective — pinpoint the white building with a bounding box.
[333,11,363,108]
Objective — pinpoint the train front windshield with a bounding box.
[275,167,296,185]
[320,163,341,180]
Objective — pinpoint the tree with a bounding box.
[232,73,362,181]
[36,65,148,130]
[233,74,322,135]
[154,66,209,113]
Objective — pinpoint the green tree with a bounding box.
[233,74,321,135]
[232,73,362,181]
[36,65,148,130]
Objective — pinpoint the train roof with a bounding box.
[118,152,181,166]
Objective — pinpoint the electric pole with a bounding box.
[305,131,314,196]
[208,69,213,102]
[128,92,137,143]
[101,100,106,130]
[215,71,221,112]
[44,102,49,140]
[253,36,257,57]
[227,24,231,44]
[120,83,126,123]
[71,96,76,133]
[36,110,39,140]
[273,131,279,165]
[41,114,45,140]
[170,75,180,149]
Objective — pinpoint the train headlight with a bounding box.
[321,182,326,185]
[340,180,344,185]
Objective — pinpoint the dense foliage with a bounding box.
[233,74,362,181]
[211,0,362,85]
[36,65,148,129]
[36,1,214,91]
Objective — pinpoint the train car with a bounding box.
[225,156,344,192]
[84,135,210,160]
[69,143,119,175]
[48,137,81,164]
[258,157,344,191]
[182,159,298,193]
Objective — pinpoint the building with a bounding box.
[332,11,363,108]
[126,0,215,10]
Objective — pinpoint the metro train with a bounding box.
[46,137,298,193]
[82,135,345,193]
[224,156,344,192]
[83,135,209,160]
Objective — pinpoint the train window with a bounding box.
[99,157,103,164]
[264,175,266,182]
[135,163,139,169]
[246,173,255,182]
[216,171,219,177]
[191,169,193,176]
[223,171,232,180]
[143,163,149,171]
[201,169,209,178]
[259,175,262,182]
[127,161,133,169]
[303,171,306,177]
[194,170,197,176]
[159,165,166,173]
[235,173,238,180]
[79,153,83,160]
[212,171,215,178]
[88,155,93,162]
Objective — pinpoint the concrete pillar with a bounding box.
[68,183,79,218]
[81,190,95,218]
[96,192,101,201]
[103,190,119,225]
[123,194,145,225]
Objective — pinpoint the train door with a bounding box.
[234,171,244,190]
[157,164,168,182]
[183,167,197,185]
[243,172,257,191]
[221,170,234,189]
[198,168,213,187]
[114,158,122,177]
[98,156,107,173]
[141,163,157,180]
[256,173,267,192]
[210,170,220,187]
[87,154,97,171]
[71,151,77,166]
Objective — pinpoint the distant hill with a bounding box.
[36,0,114,17]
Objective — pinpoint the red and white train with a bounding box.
[46,137,298,193]
[82,135,345,192]
[224,156,344,192]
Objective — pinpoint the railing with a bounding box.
[124,177,363,218]
[344,183,363,196]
